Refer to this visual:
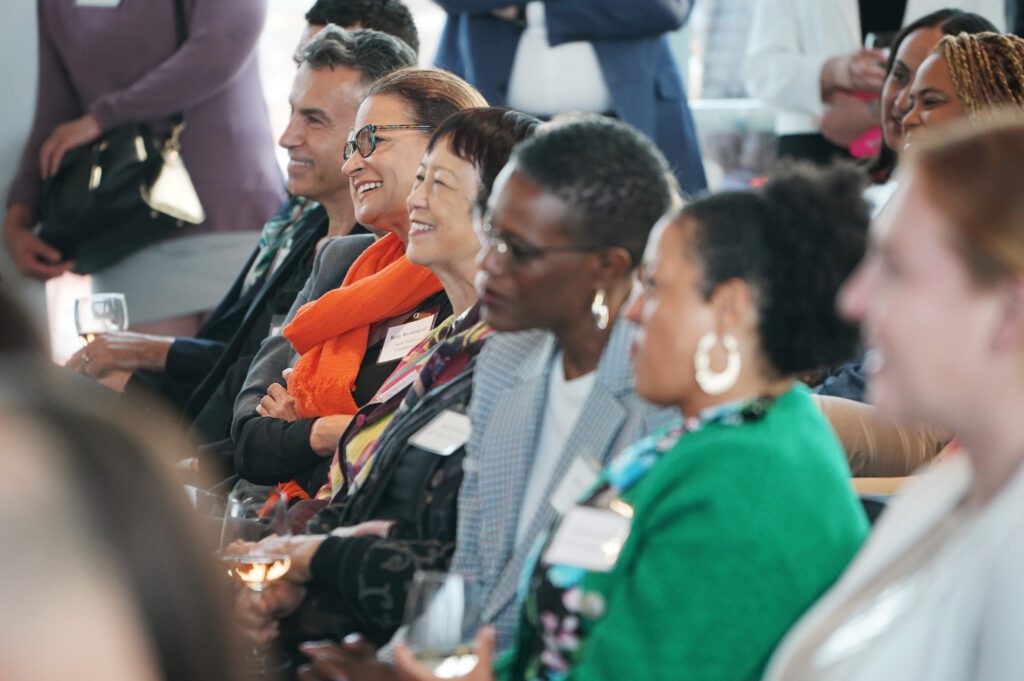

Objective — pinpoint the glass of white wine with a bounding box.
[219,481,292,675]
[404,571,478,678]
[74,292,128,344]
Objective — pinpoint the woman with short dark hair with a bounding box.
[392,161,871,681]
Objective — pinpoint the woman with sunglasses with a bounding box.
[231,68,485,495]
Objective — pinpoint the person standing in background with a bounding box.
[745,0,1005,164]
[431,0,708,196]
[2,0,284,335]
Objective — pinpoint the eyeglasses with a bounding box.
[343,124,434,161]
[478,218,603,266]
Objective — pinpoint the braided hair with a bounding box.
[940,32,1024,118]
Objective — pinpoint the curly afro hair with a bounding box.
[510,115,674,264]
[682,161,869,377]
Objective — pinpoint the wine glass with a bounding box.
[219,482,292,675]
[403,571,478,678]
[74,293,128,344]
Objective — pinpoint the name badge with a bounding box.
[377,314,435,364]
[550,457,600,514]
[543,505,632,573]
[268,314,288,337]
[408,409,472,456]
[370,369,420,405]
[76,0,122,6]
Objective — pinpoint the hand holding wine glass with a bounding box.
[394,625,497,681]
[220,482,293,674]
[394,571,494,680]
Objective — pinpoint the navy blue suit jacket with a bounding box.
[433,0,707,195]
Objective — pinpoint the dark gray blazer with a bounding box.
[229,233,374,482]
[449,320,675,651]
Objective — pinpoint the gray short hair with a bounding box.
[301,25,416,84]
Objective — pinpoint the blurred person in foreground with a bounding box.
[763,114,1024,681]
[0,357,245,681]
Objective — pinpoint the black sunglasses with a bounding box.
[343,123,434,161]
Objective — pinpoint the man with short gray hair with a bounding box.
[166,27,415,460]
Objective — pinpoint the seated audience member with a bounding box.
[1,365,245,681]
[763,116,1024,681]
[862,10,998,197]
[385,162,872,681]
[744,0,1004,165]
[300,0,420,59]
[232,106,539,650]
[295,117,682,679]
[232,68,487,493]
[814,24,1018,476]
[901,31,1024,147]
[184,26,418,455]
[65,19,418,419]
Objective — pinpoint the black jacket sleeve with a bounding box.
[164,337,229,384]
[308,536,456,646]
[232,413,323,488]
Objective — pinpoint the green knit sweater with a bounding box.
[498,385,869,680]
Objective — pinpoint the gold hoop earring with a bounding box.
[694,332,741,395]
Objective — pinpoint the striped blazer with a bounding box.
[450,319,675,651]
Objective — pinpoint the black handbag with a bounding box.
[39,0,204,274]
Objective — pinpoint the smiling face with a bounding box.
[279,64,363,207]
[475,164,600,334]
[838,173,1004,424]
[405,136,482,273]
[341,94,431,241]
[881,26,944,151]
[901,52,967,149]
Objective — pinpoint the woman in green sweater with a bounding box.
[389,163,871,681]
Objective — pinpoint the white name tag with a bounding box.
[543,505,632,573]
[550,457,600,514]
[377,314,435,364]
[370,369,420,405]
[76,0,122,7]
[408,409,472,456]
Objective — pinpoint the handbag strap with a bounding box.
[170,0,189,127]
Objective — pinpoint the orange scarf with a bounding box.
[283,233,443,418]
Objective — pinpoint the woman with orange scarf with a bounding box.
[233,69,486,495]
